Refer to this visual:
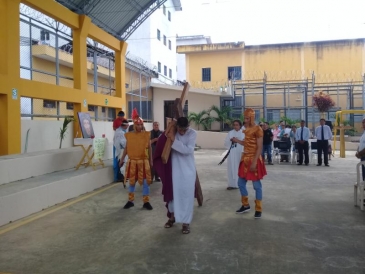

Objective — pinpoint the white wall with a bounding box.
[21,120,153,154]
[196,131,226,149]
[126,0,179,81]
[152,85,221,130]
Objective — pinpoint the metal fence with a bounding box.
[224,73,365,134]
[19,4,154,121]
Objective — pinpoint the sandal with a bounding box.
[227,187,234,190]
[182,224,190,234]
[164,218,175,228]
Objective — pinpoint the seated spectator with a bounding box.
[279,134,291,162]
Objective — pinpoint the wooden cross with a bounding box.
[162,82,203,206]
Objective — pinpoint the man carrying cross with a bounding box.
[153,82,202,234]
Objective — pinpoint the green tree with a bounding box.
[59,116,74,149]
[280,116,301,126]
[188,110,211,131]
[208,105,234,130]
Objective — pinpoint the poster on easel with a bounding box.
[77,112,95,138]
[93,138,106,160]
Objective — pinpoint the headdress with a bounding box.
[244,108,255,119]
[244,108,255,126]
[132,108,143,125]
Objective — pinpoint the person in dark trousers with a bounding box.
[262,122,273,165]
[295,120,310,166]
[150,121,162,181]
[315,118,332,167]
[112,111,125,182]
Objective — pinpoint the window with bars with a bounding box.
[202,68,211,82]
[66,102,73,110]
[157,29,161,40]
[158,62,161,73]
[164,65,167,76]
[228,66,242,80]
[255,110,260,122]
[286,109,301,121]
[267,109,281,122]
[43,100,56,108]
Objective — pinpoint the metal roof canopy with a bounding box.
[56,0,182,41]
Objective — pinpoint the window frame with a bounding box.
[228,66,242,80]
[202,68,211,82]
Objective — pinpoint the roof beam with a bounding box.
[23,0,79,28]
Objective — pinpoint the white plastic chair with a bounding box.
[291,143,299,164]
[310,141,318,164]
[354,161,365,211]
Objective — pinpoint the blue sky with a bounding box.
[175,0,365,45]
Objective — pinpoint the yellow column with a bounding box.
[115,41,128,116]
[72,15,91,136]
[0,0,21,155]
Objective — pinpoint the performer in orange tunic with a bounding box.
[120,108,153,210]
[231,108,267,219]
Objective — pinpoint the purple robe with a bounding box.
[153,134,173,204]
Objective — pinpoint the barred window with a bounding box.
[228,66,242,80]
[202,68,211,82]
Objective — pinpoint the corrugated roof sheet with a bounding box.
[56,0,170,40]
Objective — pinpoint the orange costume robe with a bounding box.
[124,131,152,186]
[238,125,267,180]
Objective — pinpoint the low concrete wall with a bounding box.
[196,131,226,149]
[332,140,358,151]
[0,165,113,227]
[21,120,152,154]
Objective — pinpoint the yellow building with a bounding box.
[27,43,155,121]
[178,38,365,132]
[0,0,128,155]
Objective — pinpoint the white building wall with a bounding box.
[151,83,221,131]
[126,0,180,84]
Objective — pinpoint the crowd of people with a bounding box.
[112,109,197,234]
[111,107,365,234]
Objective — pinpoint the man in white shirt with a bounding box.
[355,118,365,180]
[315,118,332,167]
[295,120,310,166]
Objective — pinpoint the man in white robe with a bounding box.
[166,117,197,234]
[224,120,245,190]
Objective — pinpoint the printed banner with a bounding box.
[93,138,106,159]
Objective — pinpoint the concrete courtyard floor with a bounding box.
[0,150,365,274]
